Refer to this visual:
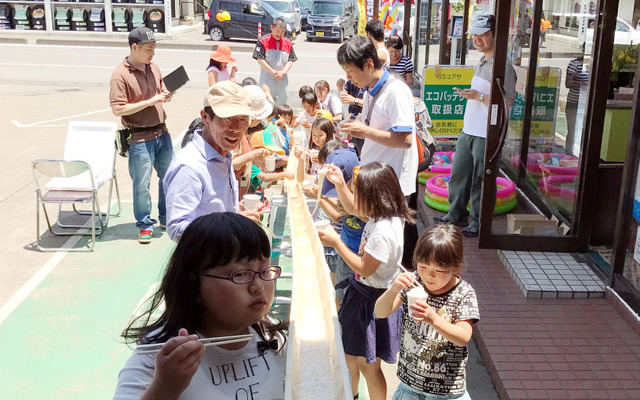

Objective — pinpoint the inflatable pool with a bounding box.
[418,151,455,184]
[424,175,517,214]
[511,152,579,180]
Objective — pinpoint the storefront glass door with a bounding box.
[478,0,606,251]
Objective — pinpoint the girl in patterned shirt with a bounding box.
[375,225,480,400]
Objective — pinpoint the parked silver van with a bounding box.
[263,0,301,33]
[306,0,358,42]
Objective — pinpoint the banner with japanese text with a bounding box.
[422,66,475,138]
[508,66,561,139]
[422,65,560,139]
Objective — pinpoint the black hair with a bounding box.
[272,17,286,28]
[318,139,348,164]
[314,80,330,92]
[122,213,286,348]
[309,117,335,150]
[413,225,464,270]
[241,77,258,86]
[365,19,385,42]
[386,34,403,50]
[301,92,318,107]
[354,162,414,222]
[203,106,215,118]
[207,59,225,71]
[298,85,314,98]
[276,104,294,118]
[337,36,382,70]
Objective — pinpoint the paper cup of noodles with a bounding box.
[314,220,331,231]
[407,286,429,319]
[243,194,261,211]
[302,179,315,190]
[265,155,276,172]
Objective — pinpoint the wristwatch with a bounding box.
[479,93,484,103]
[354,99,359,106]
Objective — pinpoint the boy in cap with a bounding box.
[163,81,258,242]
[319,148,365,305]
[248,129,293,204]
[433,14,516,236]
[110,26,173,244]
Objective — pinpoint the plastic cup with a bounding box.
[308,149,319,159]
[314,220,331,231]
[243,194,261,211]
[302,179,315,190]
[265,155,276,172]
[407,286,429,319]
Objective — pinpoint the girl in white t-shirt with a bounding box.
[315,79,343,121]
[207,44,237,86]
[113,212,287,400]
[318,161,415,400]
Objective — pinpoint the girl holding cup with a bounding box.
[317,161,413,400]
[374,225,479,400]
[113,212,287,400]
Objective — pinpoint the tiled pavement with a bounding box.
[417,188,640,400]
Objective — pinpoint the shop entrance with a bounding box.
[478,0,623,253]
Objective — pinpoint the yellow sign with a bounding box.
[508,66,561,139]
[316,32,324,37]
[422,66,475,138]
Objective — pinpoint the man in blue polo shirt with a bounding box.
[433,15,516,236]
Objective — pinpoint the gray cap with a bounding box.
[467,15,495,35]
[128,27,157,46]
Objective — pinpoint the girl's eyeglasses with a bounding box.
[202,266,281,284]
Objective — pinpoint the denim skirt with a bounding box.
[338,277,402,364]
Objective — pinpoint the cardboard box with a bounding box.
[507,214,558,234]
[515,226,565,236]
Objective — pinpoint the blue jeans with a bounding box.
[128,132,173,231]
[393,382,472,400]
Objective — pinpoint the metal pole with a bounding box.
[424,0,432,66]
[438,0,449,65]
[460,0,470,65]
[403,0,411,53]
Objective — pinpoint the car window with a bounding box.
[242,2,263,14]
[312,1,342,16]
[266,1,292,13]
[220,1,242,13]
[616,20,629,32]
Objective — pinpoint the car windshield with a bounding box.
[312,1,342,16]
[266,1,292,13]
[259,1,284,18]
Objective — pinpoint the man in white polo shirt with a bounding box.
[337,36,418,268]
[433,15,516,237]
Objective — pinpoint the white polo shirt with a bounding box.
[463,55,516,138]
[360,70,418,196]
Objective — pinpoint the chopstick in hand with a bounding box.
[399,264,420,289]
[136,333,253,355]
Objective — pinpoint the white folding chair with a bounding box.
[32,121,121,251]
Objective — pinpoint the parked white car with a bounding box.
[585,17,640,54]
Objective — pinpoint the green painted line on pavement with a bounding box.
[0,205,175,400]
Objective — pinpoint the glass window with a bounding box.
[266,1,293,13]
[311,1,342,16]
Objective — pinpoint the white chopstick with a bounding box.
[136,334,253,355]
[399,264,420,289]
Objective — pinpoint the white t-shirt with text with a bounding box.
[113,327,286,400]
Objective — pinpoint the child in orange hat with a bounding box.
[207,44,237,86]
